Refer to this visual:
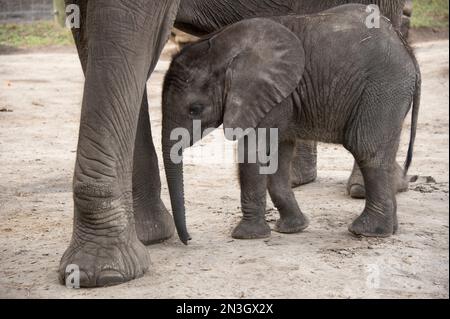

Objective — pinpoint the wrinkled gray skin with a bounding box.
[60,0,407,288]
[162,5,421,245]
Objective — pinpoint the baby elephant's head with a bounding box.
[161,18,305,245]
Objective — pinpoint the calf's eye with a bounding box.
[189,104,204,116]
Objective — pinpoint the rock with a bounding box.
[426,176,437,184]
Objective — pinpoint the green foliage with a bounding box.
[412,0,449,28]
[0,21,74,48]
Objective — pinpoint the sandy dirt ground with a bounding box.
[0,39,448,299]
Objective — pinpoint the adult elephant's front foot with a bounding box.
[59,232,150,288]
[290,140,318,188]
[59,186,150,288]
[347,162,409,199]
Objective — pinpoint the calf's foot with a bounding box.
[348,208,396,237]
[232,218,271,239]
[275,213,309,234]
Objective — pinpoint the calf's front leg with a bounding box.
[232,159,271,240]
[268,140,309,234]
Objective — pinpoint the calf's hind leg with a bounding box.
[348,148,400,237]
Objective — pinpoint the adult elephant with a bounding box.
[60,0,407,288]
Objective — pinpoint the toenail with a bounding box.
[97,270,125,287]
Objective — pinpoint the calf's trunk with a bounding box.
[162,128,191,245]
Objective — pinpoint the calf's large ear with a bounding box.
[211,18,305,134]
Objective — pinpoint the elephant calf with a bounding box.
[162,5,421,244]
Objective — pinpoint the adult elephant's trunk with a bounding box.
[162,126,191,245]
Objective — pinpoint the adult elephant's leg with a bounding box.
[68,0,175,245]
[59,0,180,288]
[347,161,409,199]
[65,0,88,73]
[133,89,174,245]
[290,140,318,188]
[291,141,408,198]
